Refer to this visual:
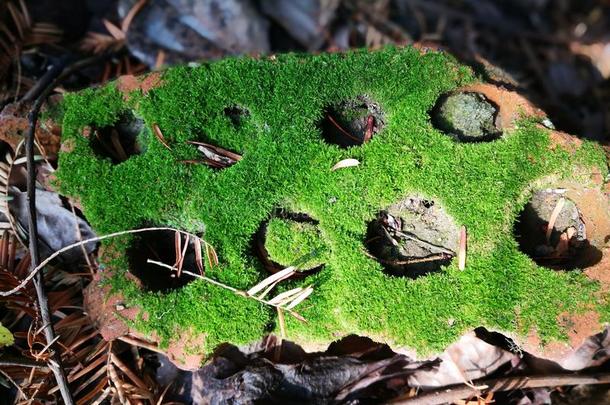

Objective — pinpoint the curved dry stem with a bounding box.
[0,226,206,296]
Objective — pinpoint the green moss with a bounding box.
[265,218,330,270]
[56,46,609,356]
[0,322,13,347]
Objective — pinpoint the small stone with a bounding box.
[434,92,500,141]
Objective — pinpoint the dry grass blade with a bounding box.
[72,365,107,397]
[246,266,295,296]
[6,2,25,39]
[12,155,43,165]
[277,307,286,339]
[285,286,314,309]
[176,235,189,277]
[173,231,181,272]
[80,32,122,54]
[331,158,360,171]
[0,368,29,400]
[86,384,112,405]
[327,114,361,143]
[163,265,308,322]
[118,335,165,355]
[205,241,219,269]
[268,287,305,305]
[194,240,204,275]
[107,363,129,405]
[110,130,128,161]
[257,279,282,300]
[546,197,565,244]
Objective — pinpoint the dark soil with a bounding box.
[126,229,196,292]
[320,95,385,148]
[89,110,148,164]
[223,105,250,128]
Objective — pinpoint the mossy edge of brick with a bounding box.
[55,46,609,356]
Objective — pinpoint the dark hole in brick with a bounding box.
[127,230,197,293]
[223,105,250,128]
[515,189,603,270]
[89,110,147,164]
[431,92,502,142]
[319,95,385,148]
[365,196,458,278]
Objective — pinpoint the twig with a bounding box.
[391,371,610,405]
[117,336,165,355]
[0,354,48,368]
[24,60,74,404]
[0,368,29,401]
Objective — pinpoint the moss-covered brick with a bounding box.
[56,46,610,356]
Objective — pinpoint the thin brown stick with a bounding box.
[120,0,148,33]
[391,372,610,405]
[326,114,361,143]
[110,353,147,391]
[117,336,164,355]
[0,355,48,368]
[24,58,75,405]
[0,368,29,401]
[152,124,171,150]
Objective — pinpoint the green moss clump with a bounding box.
[55,46,609,356]
[265,218,330,270]
[0,323,14,347]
